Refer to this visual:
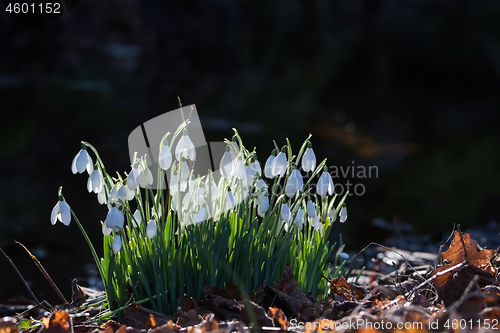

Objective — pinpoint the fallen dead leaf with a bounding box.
[329,276,365,301]
[267,307,287,329]
[431,230,497,305]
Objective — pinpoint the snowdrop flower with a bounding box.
[311,215,321,230]
[339,252,349,260]
[281,203,291,223]
[340,207,348,223]
[159,144,173,171]
[264,149,277,179]
[295,208,305,230]
[104,206,124,232]
[51,200,71,226]
[107,184,128,209]
[301,142,316,172]
[220,146,234,178]
[255,177,268,198]
[306,200,316,218]
[271,147,287,178]
[257,195,269,217]
[246,156,261,186]
[131,209,142,227]
[138,164,154,188]
[87,169,103,194]
[229,135,239,159]
[127,167,140,191]
[71,147,93,175]
[147,219,157,239]
[234,159,246,180]
[196,207,206,224]
[112,235,121,253]
[226,190,235,210]
[317,167,334,197]
[175,130,196,161]
[285,166,303,198]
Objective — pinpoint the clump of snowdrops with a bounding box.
[51,121,349,316]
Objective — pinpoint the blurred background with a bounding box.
[2,0,500,305]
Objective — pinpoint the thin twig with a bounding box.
[16,241,68,304]
[0,246,41,305]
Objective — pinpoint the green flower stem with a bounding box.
[70,208,105,283]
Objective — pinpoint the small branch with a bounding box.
[16,241,68,305]
[0,246,41,305]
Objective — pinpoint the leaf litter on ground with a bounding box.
[4,226,500,333]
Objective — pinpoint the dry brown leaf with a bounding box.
[329,276,365,301]
[267,307,288,329]
[431,230,497,305]
[124,303,173,330]
[41,310,71,333]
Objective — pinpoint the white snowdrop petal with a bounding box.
[220,151,234,178]
[301,148,316,172]
[102,223,112,235]
[112,235,122,253]
[196,207,206,224]
[147,220,157,239]
[264,155,275,179]
[50,202,60,225]
[306,200,317,218]
[234,160,246,180]
[87,176,93,193]
[312,215,320,230]
[159,145,173,170]
[340,207,348,223]
[271,153,287,177]
[59,201,71,226]
[281,204,291,223]
[226,191,235,210]
[71,154,78,174]
[295,208,304,230]
[127,169,139,191]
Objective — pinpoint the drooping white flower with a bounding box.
[112,235,122,253]
[226,190,235,210]
[285,168,303,198]
[126,186,135,201]
[71,148,93,175]
[104,206,124,232]
[97,187,107,205]
[234,159,246,180]
[51,200,71,226]
[264,151,276,179]
[271,149,287,178]
[220,146,234,178]
[138,165,154,188]
[147,219,157,239]
[317,168,334,197]
[311,215,321,230]
[340,207,348,223]
[257,195,269,217]
[295,208,305,230]
[306,200,316,218]
[131,209,142,227]
[107,183,128,209]
[301,143,316,172]
[175,130,196,161]
[159,145,173,171]
[255,178,268,198]
[246,158,261,187]
[87,169,103,194]
[339,252,349,260]
[195,207,206,224]
[127,168,140,191]
[229,136,239,159]
[281,203,291,223]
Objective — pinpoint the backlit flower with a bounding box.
[159,144,173,171]
[104,206,124,232]
[71,148,93,175]
[271,148,287,178]
[281,203,291,223]
[195,207,206,224]
[257,195,269,217]
[175,130,196,161]
[87,169,103,194]
[285,167,303,198]
[301,142,316,172]
[264,149,277,179]
[147,219,157,238]
[317,167,334,197]
[306,200,316,218]
[340,207,348,223]
[220,146,234,178]
[51,200,71,226]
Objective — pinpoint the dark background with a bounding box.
[1,0,500,305]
